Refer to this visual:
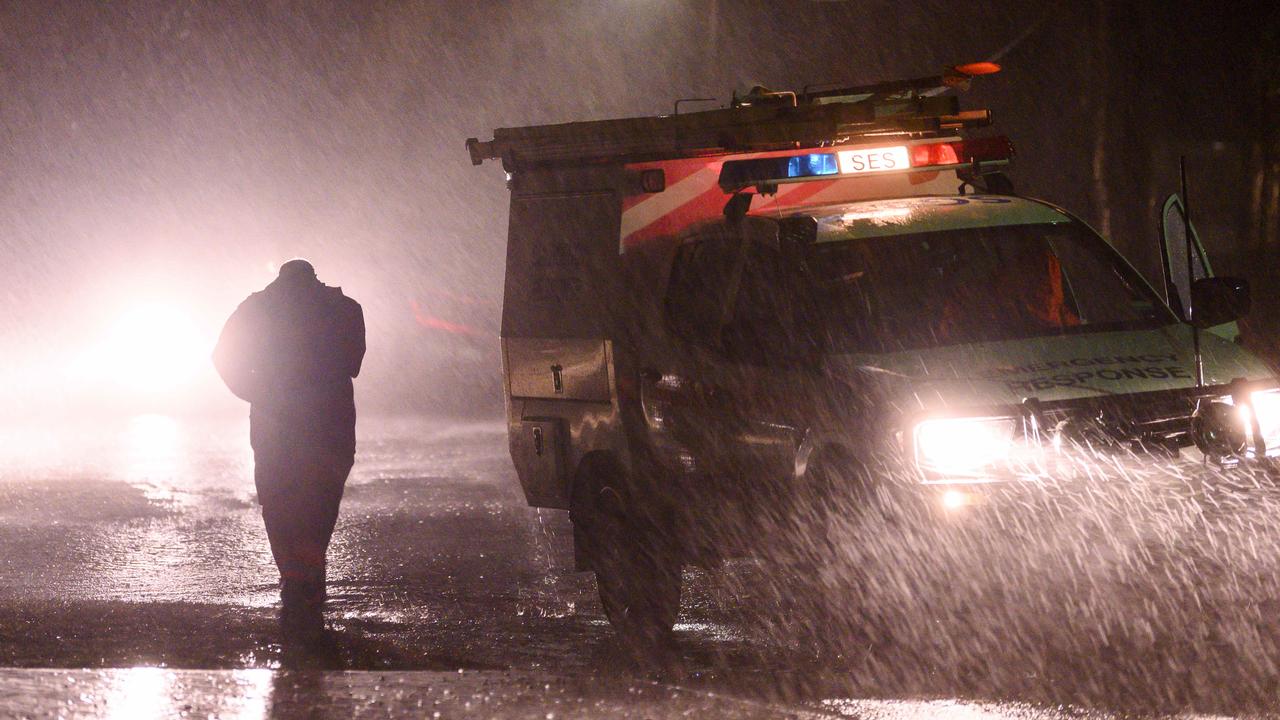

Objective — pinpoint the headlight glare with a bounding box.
[1193,401,1248,458]
[913,416,1015,478]
[1247,389,1280,456]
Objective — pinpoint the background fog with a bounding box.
[1,0,1276,420]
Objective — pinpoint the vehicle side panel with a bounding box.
[502,167,636,508]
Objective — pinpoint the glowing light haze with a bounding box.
[0,1,1266,422]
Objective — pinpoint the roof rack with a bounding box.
[466,63,1000,171]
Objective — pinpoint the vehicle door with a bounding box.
[1160,194,1239,341]
[657,220,812,520]
[713,222,815,524]
[653,225,746,503]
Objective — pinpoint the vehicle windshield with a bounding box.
[803,220,1177,353]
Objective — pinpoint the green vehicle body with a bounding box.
[816,195,1270,408]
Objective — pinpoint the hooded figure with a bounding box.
[213,259,365,625]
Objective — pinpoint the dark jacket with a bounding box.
[213,275,365,464]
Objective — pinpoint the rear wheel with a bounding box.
[594,514,682,646]
[573,471,682,647]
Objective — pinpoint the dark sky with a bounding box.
[0,1,1270,418]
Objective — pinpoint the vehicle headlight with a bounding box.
[1238,389,1280,456]
[1192,401,1248,458]
[913,416,1015,479]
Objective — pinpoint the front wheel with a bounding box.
[786,454,928,655]
[800,453,923,540]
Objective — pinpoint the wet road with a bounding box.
[0,415,1276,717]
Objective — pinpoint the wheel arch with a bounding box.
[570,450,628,517]
[568,449,629,571]
[795,430,860,482]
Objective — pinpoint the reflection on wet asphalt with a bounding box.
[0,668,835,720]
[0,415,1265,717]
[0,417,602,670]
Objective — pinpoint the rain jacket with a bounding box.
[213,275,366,468]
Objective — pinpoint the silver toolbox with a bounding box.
[510,418,566,502]
[505,337,611,402]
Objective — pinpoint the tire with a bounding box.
[787,455,900,655]
[573,474,682,647]
[784,454,904,602]
[594,523,682,647]
[801,453,913,539]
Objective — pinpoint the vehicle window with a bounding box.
[721,244,798,365]
[664,233,735,347]
[803,221,1176,353]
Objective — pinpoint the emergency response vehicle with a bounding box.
[466,64,1277,643]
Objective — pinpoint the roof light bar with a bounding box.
[717,136,1014,192]
[911,136,1014,168]
[718,153,840,190]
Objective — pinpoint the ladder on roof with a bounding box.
[466,63,1001,171]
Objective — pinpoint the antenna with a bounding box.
[1181,156,1204,387]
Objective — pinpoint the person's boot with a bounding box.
[281,577,326,607]
[280,578,326,646]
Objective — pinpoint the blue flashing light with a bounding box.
[719,152,841,191]
[786,153,839,179]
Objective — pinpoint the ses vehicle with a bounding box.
[466,64,1277,641]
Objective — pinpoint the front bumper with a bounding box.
[910,450,1280,520]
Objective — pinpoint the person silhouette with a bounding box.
[213,259,365,637]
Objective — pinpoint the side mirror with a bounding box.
[1190,276,1250,329]
[776,216,817,259]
